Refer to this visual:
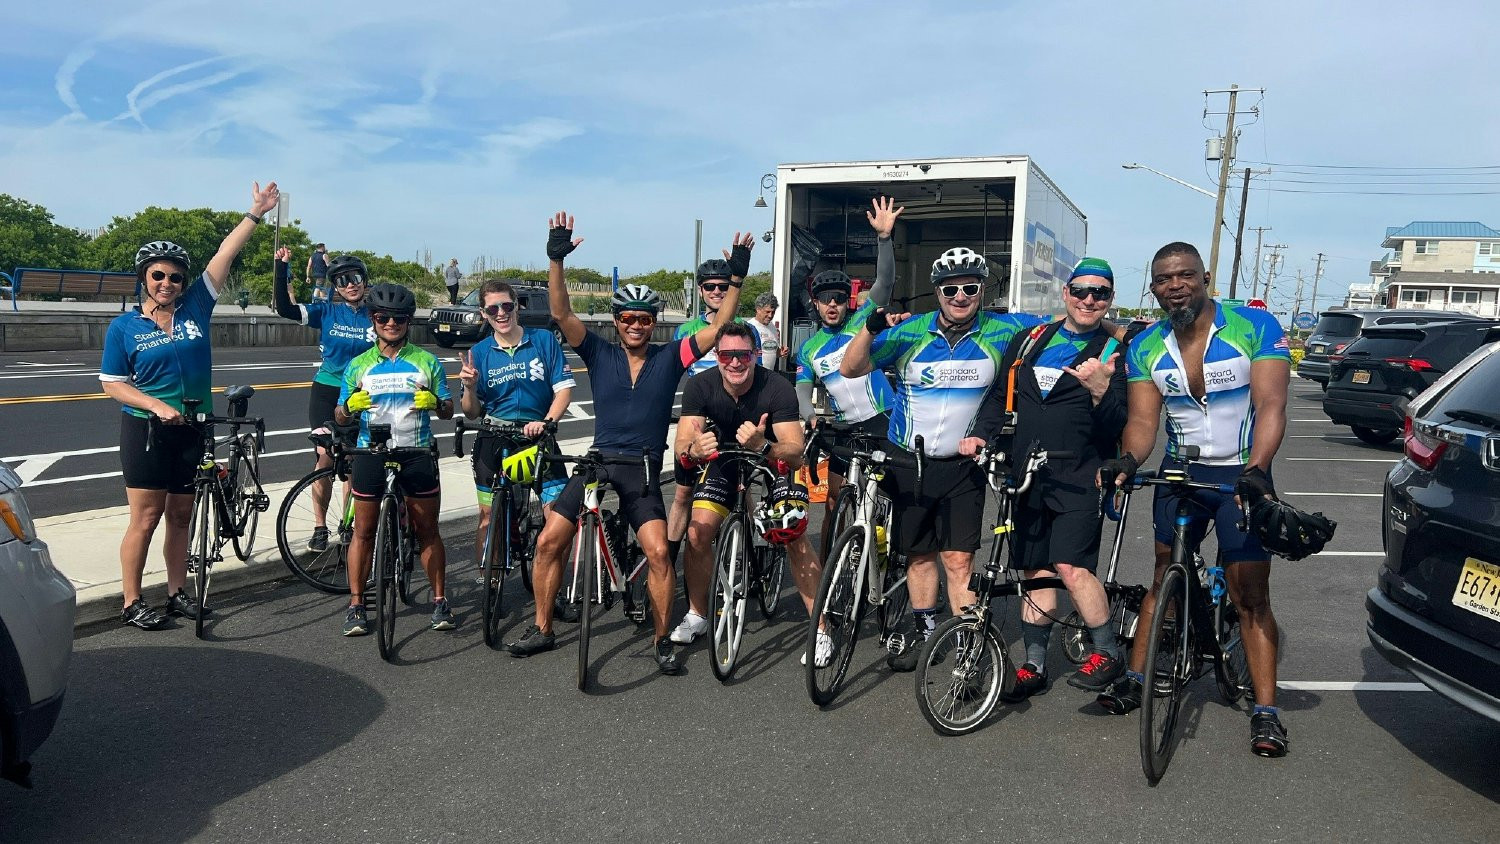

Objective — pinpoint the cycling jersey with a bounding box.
[1125,303,1291,466]
[1032,325,1103,398]
[100,276,218,418]
[340,342,452,448]
[303,300,375,387]
[795,299,894,423]
[867,310,1043,457]
[574,330,699,460]
[675,313,761,375]
[469,328,575,420]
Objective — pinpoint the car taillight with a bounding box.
[1384,357,1433,371]
[1329,354,1345,365]
[1331,343,1348,354]
[1403,416,1447,470]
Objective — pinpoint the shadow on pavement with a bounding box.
[0,646,386,842]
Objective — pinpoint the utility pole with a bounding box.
[1204,85,1264,293]
[1291,270,1307,332]
[1229,167,1250,297]
[1309,252,1326,317]
[1263,244,1288,302]
[1248,226,1272,298]
[691,219,703,316]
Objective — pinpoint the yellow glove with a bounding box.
[412,390,438,411]
[344,390,373,415]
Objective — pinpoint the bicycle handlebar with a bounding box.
[453,417,558,459]
[1100,470,1238,521]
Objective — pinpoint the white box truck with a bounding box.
[767,156,1087,355]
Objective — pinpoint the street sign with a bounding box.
[1246,298,1267,309]
[1222,298,1245,309]
[1293,312,1317,330]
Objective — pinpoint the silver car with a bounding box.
[0,462,75,788]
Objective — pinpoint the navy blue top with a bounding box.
[573,330,699,460]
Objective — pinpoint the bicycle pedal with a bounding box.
[885,633,908,655]
[253,495,270,513]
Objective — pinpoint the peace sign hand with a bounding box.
[458,349,478,388]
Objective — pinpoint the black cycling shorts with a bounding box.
[473,432,566,506]
[1150,458,1269,563]
[688,457,742,516]
[551,456,665,532]
[350,451,441,501]
[1012,500,1104,572]
[881,443,985,555]
[308,381,342,432]
[824,414,890,478]
[119,413,202,495]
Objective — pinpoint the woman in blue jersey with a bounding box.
[100,180,281,630]
[273,246,376,550]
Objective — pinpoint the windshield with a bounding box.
[1313,314,1361,337]
[1345,332,1423,358]
[1429,346,1500,419]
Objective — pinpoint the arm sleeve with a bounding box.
[795,380,816,420]
[677,335,702,370]
[1091,353,1130,435]
[868,236,896,307]
[1125,338,1151,382]
[272,259,303,322]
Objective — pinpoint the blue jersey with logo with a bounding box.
[100,276,217,418]
[675,313,761,375]
[868,311,1044,457]
[795,300,894,423]
[1032,326,1102,399]
[1125,303,1291,466]
[340,343,452,448]
[575,330,697,460]
[304,300,376,387]
[470,328,575,420]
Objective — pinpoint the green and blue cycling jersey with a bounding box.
[795,299,894,423]
[867,310,1044,457]
[1125,302,1291,466]
[675,313,760,375]
[1032,325,1104,398]
[99,275,217,418]
[340,342,452,448]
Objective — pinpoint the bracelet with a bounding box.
[729,279,744,289]
[245,212,262,224]
[678,451,699,470]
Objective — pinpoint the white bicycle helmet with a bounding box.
[931,247,989,284]
[611,283,664,315]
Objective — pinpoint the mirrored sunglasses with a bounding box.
[815,291,850,305]
[716,349,754,364]
[333,273,366,288]
[616,313,656,327]
[482,302,517,316]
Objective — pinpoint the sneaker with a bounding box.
[801,630,835,668]
[1002,662,1049,702]
[1097,674,1143,715]
[506,624,556,657]
[121,597,170,630]
[1251,712,1290,758]
[430,598,457,631]
[886,637,923,673]
[553,597,580,624]
[165,588,207,620]
[1067,650,1126,692]
[308,526,329,553]
[341,604,369,637]
[655,638,685,675]
[669,611,709,645]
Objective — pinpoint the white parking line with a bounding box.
[1285,458,1398,463]
[1290,434,1359,439]
[1311,551,1384,557]
[1278,681,1429,692]
[1282,492,1381,497]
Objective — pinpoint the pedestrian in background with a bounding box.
[445,258,463,305]
[307,243,329,301]
[749,291,782,368]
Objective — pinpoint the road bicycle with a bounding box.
[1058,489,1148,665]
[178,388,268,639]
[804,429,921,706]
[275,420,358,594]
[347,423,430,662]
[453,417,555,647]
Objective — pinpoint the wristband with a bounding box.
[245,212,262,224]
[678,451,699,470]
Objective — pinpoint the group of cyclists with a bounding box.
[102,185,1326,759]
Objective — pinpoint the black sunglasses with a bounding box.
[938,283,982,299]
[482,302,517,316]
[700,282,731,293]
[815,291,850,305]
[333,273,366,288]
[1067,283,1114,302]
[372,313,410,325]
[149,270,187,284]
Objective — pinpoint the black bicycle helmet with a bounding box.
[134,240,192,275]
[365,283,416,316]
[1248,498,1337,561]
[696,258,734,284]
[811,269,853,296]
[326,255,368,283]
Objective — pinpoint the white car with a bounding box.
[0,463,75,788]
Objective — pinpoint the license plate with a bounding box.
[438,324,451,333]
[1452,557,1500,622]
[1352,370,1371,384]
[1312,344,1326,353]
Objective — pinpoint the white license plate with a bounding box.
[438,324,451,333]
[1452,557,1500,622]
[1352,370,1371,384]
[1312,344,1326,353]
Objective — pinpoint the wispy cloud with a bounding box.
[118,56,244,126]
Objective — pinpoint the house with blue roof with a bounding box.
[1367,221,1500,316]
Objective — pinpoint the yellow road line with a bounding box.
[0,381,313,406]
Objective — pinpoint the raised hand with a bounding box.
[866,196,904,239]
[274,246,291,263]
[458,349,478,388]
[1062,351,1119,401]
[251,181,280,217]
[737,413,769,450]
[546,211,583,260]
[723,232,755,278]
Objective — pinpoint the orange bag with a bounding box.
[797,459,830,503]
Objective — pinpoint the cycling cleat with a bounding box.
[1002,662,1049,702]
[801,630,835,668]
[506,624,556,657]
[430,598,457,631]
[886,639,922,673]
[669,611,709,645]
[553,597,580,624]
[121,597,170,630]
[1067,651,1126,692]
[165,588,208,620]
[1251,712,1290,758]
[308,526,329,553]
[341,604,369,637]
[1096,674,1142,715]
[655,638,685,675]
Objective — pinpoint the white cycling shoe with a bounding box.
[669,611,709,645]
[801,630,834,668]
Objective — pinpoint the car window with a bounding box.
[1345,331,1423,358]
[1314,314,1361,336]
[462,289,481,307]
[1427,344,1500,417]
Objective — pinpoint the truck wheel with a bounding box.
[1351,425,1398,446]
[434,334,456,348]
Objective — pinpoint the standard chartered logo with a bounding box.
[916,361,987,387]
[529,359,545,381]
[920,365,938,386]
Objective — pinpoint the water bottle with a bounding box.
[875,524,889,564]
[215,462,233,499]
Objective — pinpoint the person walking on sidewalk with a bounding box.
[306,243,330,301]
[444,258,463,305]
[100,180,281,629]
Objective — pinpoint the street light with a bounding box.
[754,173,776,208]
[1121,162,1216,198]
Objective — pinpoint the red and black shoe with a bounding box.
[1251,712,1290,758]
[1001,662,1049,703]
[1067,650,1126,692]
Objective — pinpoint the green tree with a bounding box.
[0,194,92,271]
[735,271,772,317]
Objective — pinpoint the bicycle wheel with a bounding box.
[1140,566,1192,784]
[230,433,262,561]
[914,616,1010,736]
[478,495,509,648]
[821,485,858,562]
[275,467,353,594]
[754,542,786,620]
[876,556,909,648]
[397,513,417,607]
[375,496,400,662]
[515,484,541,595]
[710,516,751,682]
[576,516,600,691]
[189,484,215,640]
[1214,601,1252,705]
[1060,610,1089,665]
[806,524,868,705]
[622,545,651,626]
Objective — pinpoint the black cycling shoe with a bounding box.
[553,597,580,624]
[506,625,556,657]
[121,597,170,630]
[1001,662,1049,702]
[165,588,207,620]
[308,526,329,553]
[1096,674,1142,715]
[1067,650,1125,692]
[655,638,685,675]
[1251,712,1290,758]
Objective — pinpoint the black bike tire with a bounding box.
[710,516,750,682]
[479,489,509,648]
[755,543,786,620]
[516,484,539,595]
[191,483,214,640]
[914,616,1009,736]
[230,433,262,560]
[806,524,868,706]
[577,515,599,691]
[1213,601,1251,706]
[397,513,417,607]
[375,495,400,662]
[275,466,351,594]
[1059,610,1089,665]
[822,486,858,563]
[1140,565,1191,784]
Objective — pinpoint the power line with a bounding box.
[1239,159,1500,171]
[1246,186,1500,196]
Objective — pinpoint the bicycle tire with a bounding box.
[754,541,785,620]
[375,495,400,662]
[622,545,650,626]
[479,491,509,648]
[1140,565,1192,784]
[190,483,215,640]
[1214,601,1252,705]
[822,486,858,563]
[806,524,868,705]
[515,484,541,595]
[397,521,417,607]
[228,434,261,560]
[275,466,353,594]
[914,616,1009,736]
[710,516,750,682]
[876,557,910,647]
[577,515,600,691]
[1060,610,1089,665]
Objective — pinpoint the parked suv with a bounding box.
[1368,340,1500,723]
[429,283,556,348]
[1300,308,1471,389]
[1322,318,1500,444]
[0,463,75,788]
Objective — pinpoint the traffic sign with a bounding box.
[1223,298,1245,308]
[1246,298,1267,309]
[1293,312,1317,330]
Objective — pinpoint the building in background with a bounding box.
[1369,221,1500,317]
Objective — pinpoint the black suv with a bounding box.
[1322,319,1500,444]
[429,283,555,348]
[1300,308,1471,389]
[1368,340,1500,723]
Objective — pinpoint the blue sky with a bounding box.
[3,0,1498,311]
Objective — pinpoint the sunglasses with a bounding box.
[1067,283,1114,302]
[482,302,517,316]
[333,274,366,288]
[372,313,410,326]
[700,282,731,293]
[815,291,850,305]
[938,283,982,299]
[716,349,754,364]
[149,270,187,284]
[616,313,656,327]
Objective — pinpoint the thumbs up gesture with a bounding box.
[737,412,770,451]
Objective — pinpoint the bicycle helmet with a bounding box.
[1247,498,1337,561]
[134,240,192,275]
[501,444,541,485]
[696,258,734,284]
[610,283,663,315]
[754,475,810,544]
[931,246,989,284]
[810,270,853,297]
[365,283,417,316]
[326,255,368,284]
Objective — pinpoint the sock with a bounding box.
[1254,704,1280,717]
[1021,622,1053,671]
[912,607,938,640]
[1089,623,1121,661]
[667,539,682,565]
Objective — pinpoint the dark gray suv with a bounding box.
[429,283,555,348]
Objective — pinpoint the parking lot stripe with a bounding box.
[1311,551,1384,557]
[1286,457,1398,463]
[1278,681,1429,692]
[1282,492,1381,497]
